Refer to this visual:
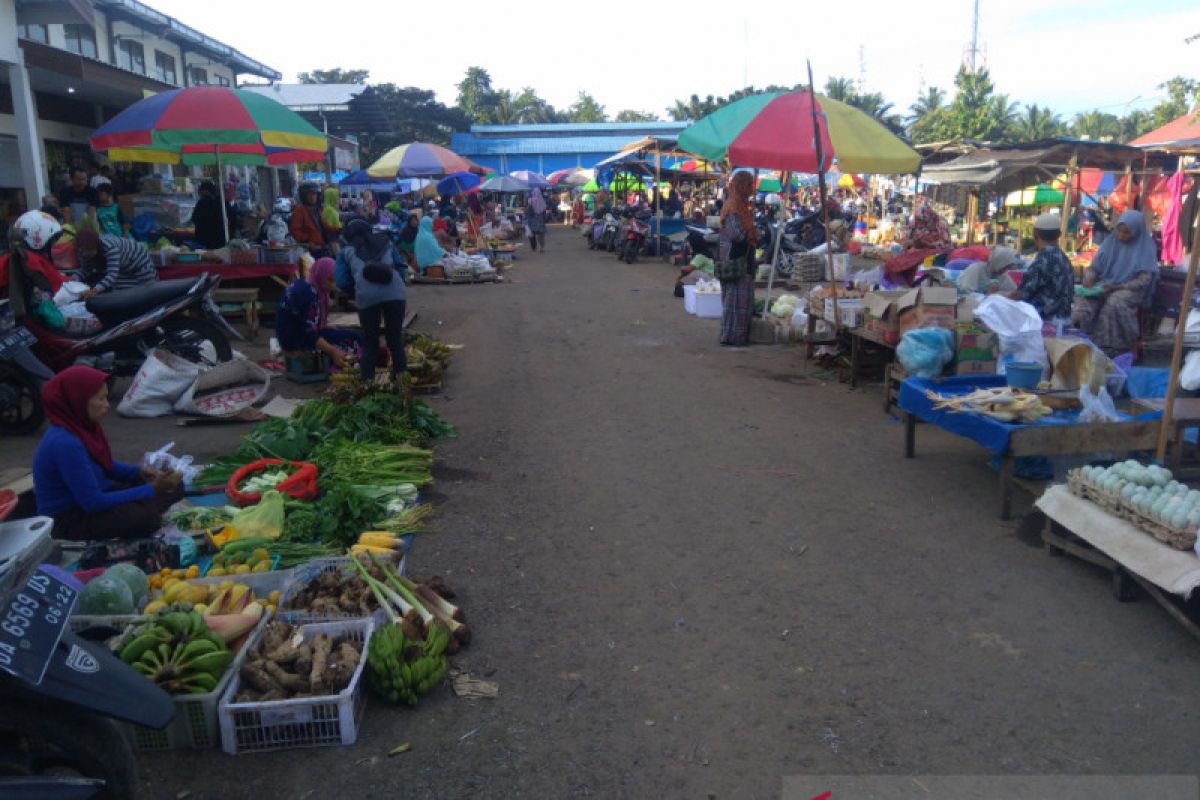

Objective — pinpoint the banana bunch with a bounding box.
[366,620,449,706]
[117,607,234,694]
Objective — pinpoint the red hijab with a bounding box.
[42,366,113,470]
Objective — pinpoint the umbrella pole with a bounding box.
[807,61,839,331]
[215,146,230,247]
[1157,190,1200,461]
[762,170,789,320]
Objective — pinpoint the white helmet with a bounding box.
[273,197,293,215]
[9,210,62,253]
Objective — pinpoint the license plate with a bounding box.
[0,327,35,357]
[0,569,78,685]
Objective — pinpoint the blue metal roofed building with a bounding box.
[450,121,689,174]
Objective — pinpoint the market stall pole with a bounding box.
[1059,149,1078,244]
[807,61,840,330]
[1156,192,1200,461]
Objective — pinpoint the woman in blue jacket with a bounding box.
[33,366,181,540]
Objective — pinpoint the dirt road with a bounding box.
[125,230,1200,797]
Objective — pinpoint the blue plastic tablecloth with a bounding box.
[898,374,1161,455]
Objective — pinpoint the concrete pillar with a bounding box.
[9,51,47,207]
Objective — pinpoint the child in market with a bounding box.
[91,182,128,237]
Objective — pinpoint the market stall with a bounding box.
[899,374,1161,519]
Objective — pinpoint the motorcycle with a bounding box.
[598,210,620,252]
[23,275,239,375]
[0,300,53,435]
[620,209,652,264]
[0,510,175,799]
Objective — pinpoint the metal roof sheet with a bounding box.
[450,133,655,156]
[469,121,686,135]
[241,83,371,108]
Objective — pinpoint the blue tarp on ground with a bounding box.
[898,374,1161,455]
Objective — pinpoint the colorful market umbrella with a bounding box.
[548,168,594,187]
[367,142,477,179]
[479,175,531,193]
[836,173,865,189]
[437,171,481,196]
[547,168,577,186]
[510,170,550,189]
[90,86,326,166]
[678,90,920,175]
[1005,183,1064,207]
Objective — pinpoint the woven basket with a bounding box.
[794,253,826,282]
[1066,469,1197,550]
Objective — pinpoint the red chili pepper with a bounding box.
[226,459,320,506]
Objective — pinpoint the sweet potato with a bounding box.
[240,661,282,695]
[309,634,332,694]
[264,660,309,693]
[326,641,361,693]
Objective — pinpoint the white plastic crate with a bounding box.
[683,284,697,314]
[694,291,722,319]
[218,618,374,754]
[123,613,271,750]
[277,556,404,625]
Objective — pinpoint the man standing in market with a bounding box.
[57,167,99,226]
[1007,212,1074,322]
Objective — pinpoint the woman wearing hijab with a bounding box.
[276,256,362,367]
[396,212,420,267]
[908,200,951,249]
[416,216,446,275]
[956,246,1021,294]
[32,367,182,540]
[717,171,759,346]
[527,189,547,252]
[321,187,344,241]
[1073,210,1159,352]
[343,218,407,382]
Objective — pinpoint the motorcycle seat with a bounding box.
[86,279,198,321]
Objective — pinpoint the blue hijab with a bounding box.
[1091,210,1158,285]
[415,216,446,268]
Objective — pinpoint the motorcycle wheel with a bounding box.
[775,253,796,279]
[154,317,233,365]
[623,239,638,264]
[0,368,44,435]
[0,698,140,800]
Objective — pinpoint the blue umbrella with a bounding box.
[437,171,480,196]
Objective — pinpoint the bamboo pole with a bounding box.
[1157,193,1200,462]
[1059,149,1077,243]
[807,61,839,330]
[215,146,230,246]
[762,170,789,317]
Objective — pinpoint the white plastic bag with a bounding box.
[975,295,1047,375]
[141,442,200,487]
[1181,351,1200,391]
[117,350,201,418]
[1078,385,1119,423]
[174,357,270,417]
[53,281,90,307]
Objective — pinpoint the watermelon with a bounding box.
[77,575,134,616]
[103,563,149,605]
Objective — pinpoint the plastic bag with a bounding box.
[53,281,90,307]
[229,490,285,539]
[897,328,955,378]
[1078,385,1119,423]
[974,295,1047,375]
[118,350,201,418]
[1181,351,1200,391]
[141,442,201,487]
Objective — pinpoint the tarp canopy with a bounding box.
[1131,111,1200,154]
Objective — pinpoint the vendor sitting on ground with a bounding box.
[34,366,182,540]
[1006,213,1074,321]
[415,216,447,275]
[957,245,1021,294]
[1072,210,1158,353]
[432,217,458,250]
[74,227,157,297]
[290,183,334,253]
[396,212,420,266]
[276,256,362,368]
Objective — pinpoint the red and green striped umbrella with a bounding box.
[678,90,919,175]
[90,86,326,165]
[367,142,480,179]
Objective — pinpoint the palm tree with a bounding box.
[823,76,855,102]
[849,92,905,137]
[987,94,1020,141]
[1118,110,1153,142]
[1014,104,1063,142]
[907,86,945,127]
[1073,110,1121,141]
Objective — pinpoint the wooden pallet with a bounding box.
[412,273,498,285]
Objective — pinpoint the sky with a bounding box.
[150,0,1199,122]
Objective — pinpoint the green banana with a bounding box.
[178,673,218,693]
[158,612,192,637]
[186,651,234,677]
[139,648,162,670]
[156,643,172,665]
[181,639,219,660]
[118,633,163,664]
[188,613,207,638]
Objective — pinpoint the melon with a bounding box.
[77,575,134,616]
[103,563,149,605]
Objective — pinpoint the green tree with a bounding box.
[1014,104,1063,141]
[513,87,561,123]
[945,66,1000,140]
[568,91,606,122]
[907,86,945,127]
[486,89,520,125]
[907,86,949,143]
[367,84,468,153]
[667,94,720,121]
[455,66,498,124]
[846,91,905,136]
[1118,109,1154,142]
[297,68,370,84]
[988,94,1020,141]
[615,109,658,122]
[823,76,855,102]
[1072,110,1121,141]
[1150,76,1199,127]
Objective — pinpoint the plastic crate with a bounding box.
[122,613,270,750]
[261,246,299,265]
[218,618,373,754]
[277,555,406,625]
[694,292,722,319]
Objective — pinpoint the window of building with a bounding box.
[216,75,231,87]
[64,25,98,58]
[117,39,145,75]
[16,24,48,44]
[155,51,177,85]
[189,67,208,85]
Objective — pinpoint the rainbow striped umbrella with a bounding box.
[90,86,326,165]
[367,142,478,179]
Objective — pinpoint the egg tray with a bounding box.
[1066,470,1197,551]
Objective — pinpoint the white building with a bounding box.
[1,0,279,220]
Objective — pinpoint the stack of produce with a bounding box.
[235,620,361,702]
[405,333,455,391]
[207,538,275,576]
[76,562,150,616]
[116,606,238,695]
[1071,461,1200,543]
[282,568,378,618]
[146,577,279,618]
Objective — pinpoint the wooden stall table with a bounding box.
[1132,397,1200,473]
[899,375,1162,520]
[1037,485,1200,639]
[157,262,297,319]
[845,326,896,390]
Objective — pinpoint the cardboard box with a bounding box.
[824,298,864,328]
[955,359,997,375]
[863,290,908,344]
[897,287,958,334]
[955,322,997,375]
[956,295,981,323]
